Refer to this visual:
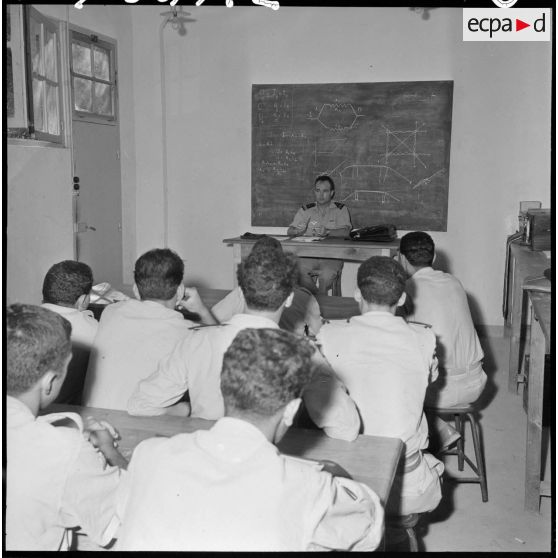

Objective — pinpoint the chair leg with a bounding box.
[455,414,465,471]
[467,412,489,502]
[406,527,419,552]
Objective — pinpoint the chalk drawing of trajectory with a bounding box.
[382,122,430,169]
[341,190,401,204]
[307,102,365,133]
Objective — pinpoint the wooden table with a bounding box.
[505,243,549,392]
[223,236,399,287]
[524,291,551,512]
[46,404,403,508]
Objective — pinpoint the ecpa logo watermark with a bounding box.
[463,8,551,41]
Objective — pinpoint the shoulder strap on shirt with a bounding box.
[303,202,316,210]
[334,201,345,209]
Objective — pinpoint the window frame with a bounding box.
[6,5,29,131]
[24,6,65,144]
[70,29,118,125]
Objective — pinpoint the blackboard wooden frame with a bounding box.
[251,81,453,232]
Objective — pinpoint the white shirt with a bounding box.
[41,303,98,347]
[317,311,443,515]
[128,313,360,441]
[212,286,323,336]
[405,267,484,375]
[82,299,194,410]
[115,417,383,551]
[6,397,123,551]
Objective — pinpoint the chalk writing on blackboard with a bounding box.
[252,81,453,231]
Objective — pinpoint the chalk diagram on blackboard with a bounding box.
[252,81,453,231]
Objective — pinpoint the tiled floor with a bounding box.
[417,335,553,552]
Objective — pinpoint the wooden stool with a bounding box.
[426,405,488,502]
[386,513,420,552]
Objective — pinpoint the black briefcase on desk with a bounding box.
[349,224,397,242]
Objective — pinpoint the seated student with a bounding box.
[82,248,216,411]
[398,232,487,409]
[41,260,99,404]
[116,328,384,551]
[6,304,127,551]
[128,239,360,441]
[317,257,443,516]
[212,236,323,336]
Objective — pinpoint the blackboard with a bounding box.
[251,81,453,232]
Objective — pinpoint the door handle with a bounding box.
[76,222,97,233]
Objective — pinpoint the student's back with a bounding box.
[82,298,192,410]
[116,329,383,551]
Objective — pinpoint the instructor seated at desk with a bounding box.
[287,175,352,295]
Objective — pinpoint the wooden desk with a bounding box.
[223,236,399,287]
[524,291,551,512]
[47,404,403,508]
[505,243,549,392]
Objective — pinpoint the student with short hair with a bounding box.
[398,231,487,408]
[41,260,98,346]
[82,248,216,411]
[317,256,443,516]
[116,328,384,551]
[6,304,126,551]
[212,236,323,336]
[128,239,360,441]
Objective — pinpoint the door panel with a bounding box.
[73,119,123,286]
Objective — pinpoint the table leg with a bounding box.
[524,312,545,512]
[232,244,242,287]
[508,278,523,391]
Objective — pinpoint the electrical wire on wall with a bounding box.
[159,7,194,247]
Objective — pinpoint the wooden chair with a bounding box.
[426,405,488,502]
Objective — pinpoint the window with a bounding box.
[25,6,64,142]
[6,5,29,135]
[70,31,116,121]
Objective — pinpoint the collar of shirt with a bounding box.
[412,266,435,278]
[195,416,276,464]
[114,298,185,320]
[41,302,94,319]
[225,313,279,329]
[7,396,36,427]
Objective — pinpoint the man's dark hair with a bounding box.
[7,304,72,395]
[221,328,315,416]
[134,248,184,300]
[42,260,93,306]
[399,231,435,267]
[237,241,296,311]
[315,174,335,191]
[357,256,407,306]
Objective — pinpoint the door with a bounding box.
[70,29,123,286]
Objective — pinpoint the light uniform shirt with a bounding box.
[317,311,444,516]
[128,313,360,441]
[405,267,487,406]
[290,201,351,235]
[82,299,194,410]
[41,303,98,347]
[115,417,384,551]
[6,397,123,551]
[211,286,323,336]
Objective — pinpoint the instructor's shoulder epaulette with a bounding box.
[334,201,345,209]
[303,202,316,210]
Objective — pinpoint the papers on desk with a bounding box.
[289,236,326,242]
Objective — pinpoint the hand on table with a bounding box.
[84,417,121,450]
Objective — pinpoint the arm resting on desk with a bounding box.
[302,350,361,442]
[127,341,191,417]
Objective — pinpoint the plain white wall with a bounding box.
[129,6,551,327]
